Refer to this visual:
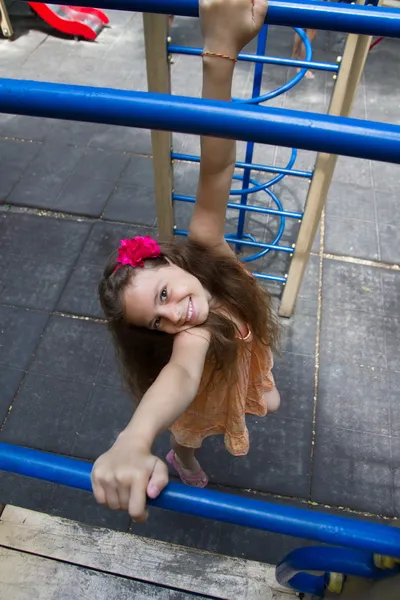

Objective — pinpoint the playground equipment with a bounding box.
[1,1,400,597]
[0,1,108,40]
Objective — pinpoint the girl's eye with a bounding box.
[154,317,161,330]
[160,287,168,302]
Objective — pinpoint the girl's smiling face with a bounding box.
[122,263,212,334]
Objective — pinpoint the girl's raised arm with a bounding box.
[188,0,268,252]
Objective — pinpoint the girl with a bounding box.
[92,0,280,523]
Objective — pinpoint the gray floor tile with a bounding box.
[72,148,130,182]
[45,119,107,147]
[0,254,72,311]
[379,223,400,265]
[96,341,126,390]
[325,181,376,222]
[332,156,372,188]
[375,190,400,227]
[0,367,25,424]
[312,426,393,516]
[119,155,154,186]
[0,472,55,514]
[322,259,384,315]
[89,125,152,154]
[382,269,400,316]
[0,139,41,200]
[273,352,315,422]
[56,174,115,217]
[0,373,93,454]
[56,261,104,318]
[389,370,400,438]
[324,216,379,261]
[0,306,48,371]
[0,115,53,142]
[7,143,85,208]
[29,315,107,384]
[72,386,133,459]
[320,307,386,369]
[384,317,400,372]
[102,182,157,226]
[0,212,91,262]
[279,306,317,357]
[371,161,400,194]
[317,362,390,435]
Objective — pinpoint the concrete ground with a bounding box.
[0,1,399,572]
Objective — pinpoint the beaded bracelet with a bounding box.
[201,51,238,63]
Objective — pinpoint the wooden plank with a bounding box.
[0,0,13,38]
[0,506,294,600]
[0,546,198,600]
[143,13,174,240]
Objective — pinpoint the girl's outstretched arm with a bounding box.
[188,0,268,252]
[91,328,210,522]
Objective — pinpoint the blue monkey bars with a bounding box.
[1,79,400,163]
[22,0,400,37]
[0,442,399,596]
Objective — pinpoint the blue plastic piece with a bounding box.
[276,546,399,596]
[1,442,400,559]
[1,80,399,163]
[23,0,400,38]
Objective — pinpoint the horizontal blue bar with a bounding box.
[168,45,339,73]
[22,0,400,37]
[1,443,400,557]
[174,229,293,253]
[173,194,303,219]
[172,152,312,179]
[2,80,398,163]
[253,272,287,283]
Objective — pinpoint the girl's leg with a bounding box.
[292,29,317,79]
[168,434,208,487]
[263,387,281,413]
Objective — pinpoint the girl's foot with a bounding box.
[296,67,315,79]
[166,450,209,488]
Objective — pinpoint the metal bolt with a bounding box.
[336,55,342,63]
[168,55,174,64]
[292,243,296,248]
[4,29,9,35]
[333,74,337,81]
[167,36,172,43]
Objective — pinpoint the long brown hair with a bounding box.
[99,238,280,401]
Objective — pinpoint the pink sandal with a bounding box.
[166,450,209,488]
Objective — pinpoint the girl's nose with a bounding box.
[160,303,181,324]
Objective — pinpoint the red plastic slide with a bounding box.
[28,3,109,40]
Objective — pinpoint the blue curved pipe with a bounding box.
[1,442,400,559]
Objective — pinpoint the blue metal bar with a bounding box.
[175,229,294,252]
[254,272,287,283]
[173,194,303,219]
[172,153,312,179]
[1,80,400,164]
[1,443,400,558]
[21,0,400,37]
[276,546,397,596]
[236,24,268,251]
[168,45,339,73]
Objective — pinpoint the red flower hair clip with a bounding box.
[114,236,161,272]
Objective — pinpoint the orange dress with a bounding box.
[169,329,275,456]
